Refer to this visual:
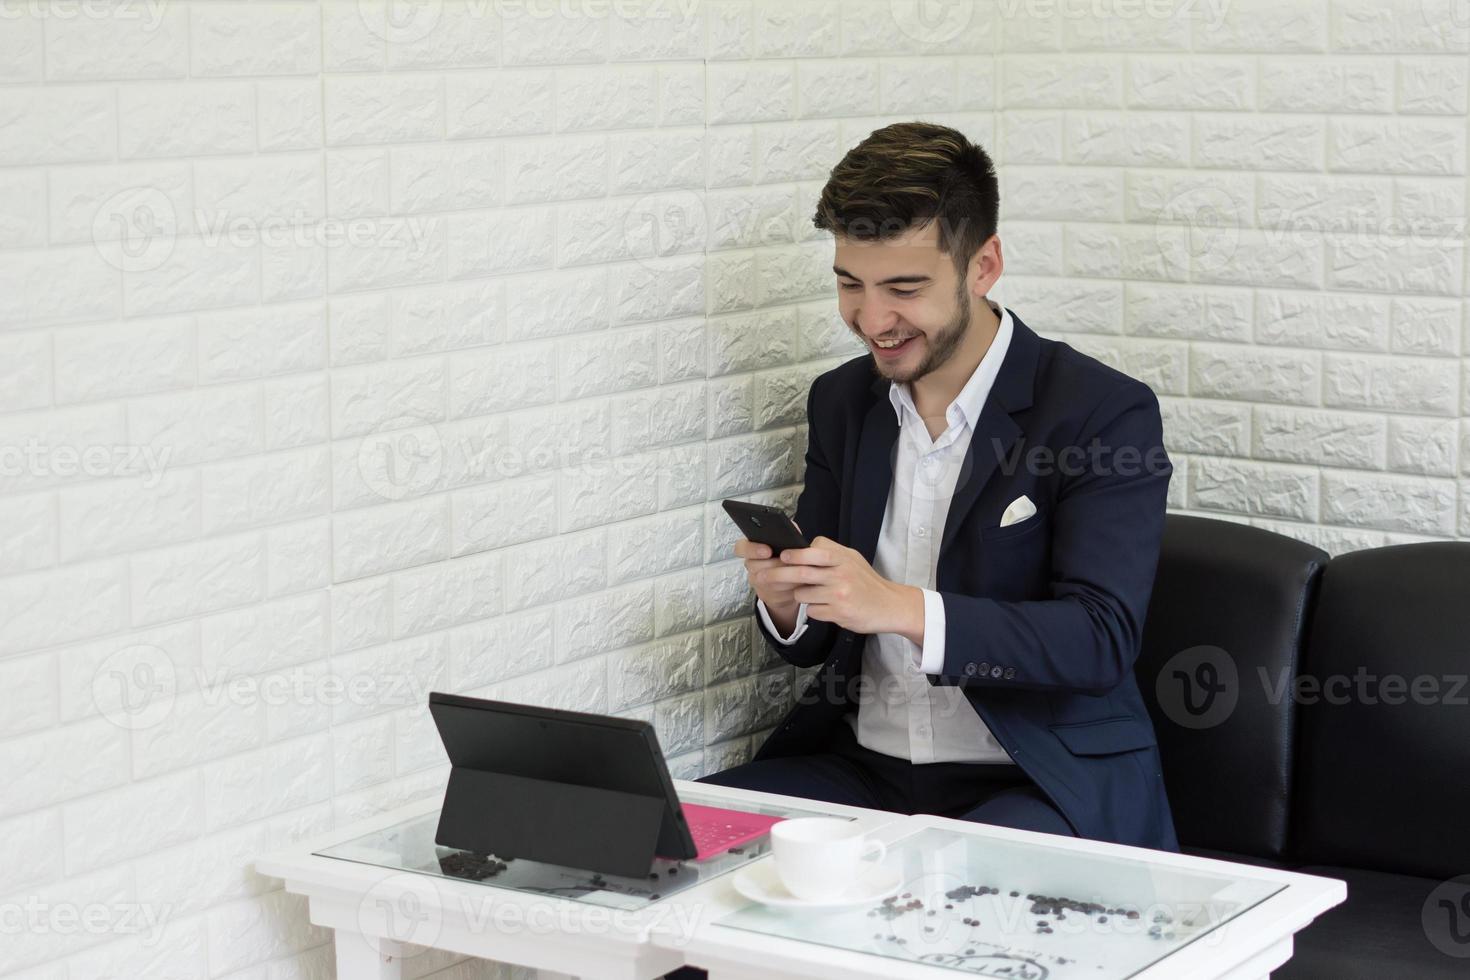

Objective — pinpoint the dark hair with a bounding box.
[812,121,999,280]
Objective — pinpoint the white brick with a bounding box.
[1255,291,1390,351]
[504,135,608,204]
[264,373,329,450]
[130,533,265,625]
[0,168,46,248]
[1190,457,1319,520]
[708,63,795,124]
[390,142,503,213]
[201,735,332,833]
[1126,283,1251,342]
[1195,114,1323,171]
[1067,112,1190,167]
[0,11,41,82]
[119,82,255,158]
[326,214,445,292]
[560,66,659,130]
[1000,56,1123,108]
[63,770,200,870]
[558,329,656,399]
[1387,417,1459,476]
[201,447,330,535]
[450,206,555,278]
[1191,344,1320,405]
[197,304,325,383]
[1253,406,1387,470]
[1320,470,1457,535]
[331,357,445,437]
[1398,57,1469,114]
[1259,58,1393,113]
[0,559,127,656]
[0,492,55,576]
[324,75,443,146]
[392,551,502,638]
[59,469,199,562]
[556,583,654,663]
[451,474,558,556]
[1324,353,1459,415]
[558,451,660,532]
[1195,0,1326,51]
[446,69,554,138]
[1331,0,1469,54]
[129,384,264,466]
[1128,56,1253,110]
[265,518,331,597]
[257,78,323,151]
[123,236,259,317]
[0,245,120,328]
[193,154,324,228]
[1327,235,1463,296]
[0,808,61,894]
[1329,118,1466,175]
[332,496,448,582]
[1160,399,1250,456]
[0,718,129,817]
[190,4,321,76]
[1390,298,1463,355]
[0,87,115,165]
[1006,166,1124,221]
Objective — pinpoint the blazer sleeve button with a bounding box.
[991,665,1003,678]
[963,662,978,676]
[1003,667,1016,680]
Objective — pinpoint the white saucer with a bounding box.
[732,860,903,909]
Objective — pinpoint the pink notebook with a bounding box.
[680,802,785,860]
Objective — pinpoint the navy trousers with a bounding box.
[695,716,1074,835]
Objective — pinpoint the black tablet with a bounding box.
[428,691,698,874]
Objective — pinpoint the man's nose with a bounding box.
[854,298,900,336]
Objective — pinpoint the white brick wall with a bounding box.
[0,1,1466,975]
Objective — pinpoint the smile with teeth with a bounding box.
[874,335,914,349]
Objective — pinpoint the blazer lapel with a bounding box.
[848,309,1043,563]
[940,311,1041,553]
[850,388,897,565]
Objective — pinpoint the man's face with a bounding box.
[833,221,972,385]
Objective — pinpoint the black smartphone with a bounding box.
[721,499,809,556]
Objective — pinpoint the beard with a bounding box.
[867,283,972,385]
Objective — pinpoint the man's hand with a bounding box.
[758,535,925,643]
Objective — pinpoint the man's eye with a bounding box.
[839,282,861,291]
[892,289,917,298]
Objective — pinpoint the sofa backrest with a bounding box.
[1136,515,1328,860]
[1291,542,1470,878]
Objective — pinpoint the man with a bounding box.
[697,121,1178,852]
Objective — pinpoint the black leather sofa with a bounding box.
[1136,514,1470,978]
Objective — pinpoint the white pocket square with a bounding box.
[999,494,1037,528]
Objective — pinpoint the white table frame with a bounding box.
[256,786,1345,980]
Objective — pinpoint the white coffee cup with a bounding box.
[768,817,888,902]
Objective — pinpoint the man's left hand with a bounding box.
[758,535,924,642]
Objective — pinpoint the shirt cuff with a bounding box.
[916,588,946,674]
[757,597,809,645]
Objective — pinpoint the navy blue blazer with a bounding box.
[751,309,1179,852]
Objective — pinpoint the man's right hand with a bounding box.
[735,537,801,633]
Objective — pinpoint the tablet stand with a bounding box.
[435,767,668,878]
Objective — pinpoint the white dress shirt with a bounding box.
[757,299,1017,764]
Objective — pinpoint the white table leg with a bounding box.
[333,931,404,980]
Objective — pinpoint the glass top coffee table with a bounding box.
[312,785,849,911]
[654,813,1345,980]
